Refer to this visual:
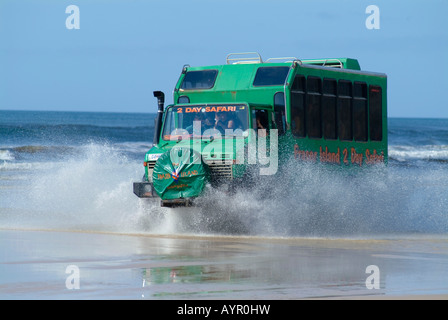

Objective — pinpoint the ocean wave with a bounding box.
[389,145,448,161]
[1,122,154,147]
[0,143,136,172]
[0,161,54,171]
[0,150,15,161]
[113,142,152,155]
[0,143,150,164]
[12,145,74,154]
[1,145,77,162]
[0,161,31,170]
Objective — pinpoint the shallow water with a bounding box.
[1,229,447,300]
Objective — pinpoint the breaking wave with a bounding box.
[389,145,448,162]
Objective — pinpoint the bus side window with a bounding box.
[369,85,383,141]
[353,82,368,142]
[274,92,286,135]
[322,78,337,140]
[306,76,322,139]
[338,80,353,141]
[291,75,306,138]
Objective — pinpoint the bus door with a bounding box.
[273,92,286,135]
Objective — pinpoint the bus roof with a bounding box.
[173,53,385,107]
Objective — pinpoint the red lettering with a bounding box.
[294,144,317,162]
[319,146,341,165]
[365,149,385,164]
[343,148,349,165]
[351,148,363,166]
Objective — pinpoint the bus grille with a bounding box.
[206,161,233,180]
[147,159,233,180]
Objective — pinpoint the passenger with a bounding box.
[255,111,269,137]
[186,113,204,135]
[256,111,268,130]
[214,111,236,134]
[203,113,214,130]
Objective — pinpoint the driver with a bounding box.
[186,112,215,135]
[186,113,203,135]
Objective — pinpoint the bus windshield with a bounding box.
[162,104,249,140]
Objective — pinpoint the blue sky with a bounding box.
[0,0,447,118]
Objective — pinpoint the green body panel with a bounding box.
[283,64,387,167]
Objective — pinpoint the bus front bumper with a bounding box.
[133,182,156,198]
[133,182,194,207]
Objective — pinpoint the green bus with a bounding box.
[133,52,387,207]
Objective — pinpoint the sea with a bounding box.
[1,110,447,238]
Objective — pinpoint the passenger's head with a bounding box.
[217,112,227,120]
[204,113,214,125]
[217,112,232,122]
[193,113,203,121]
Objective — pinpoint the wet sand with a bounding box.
[1,228,447,300]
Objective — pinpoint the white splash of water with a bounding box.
[2,143,447,239]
